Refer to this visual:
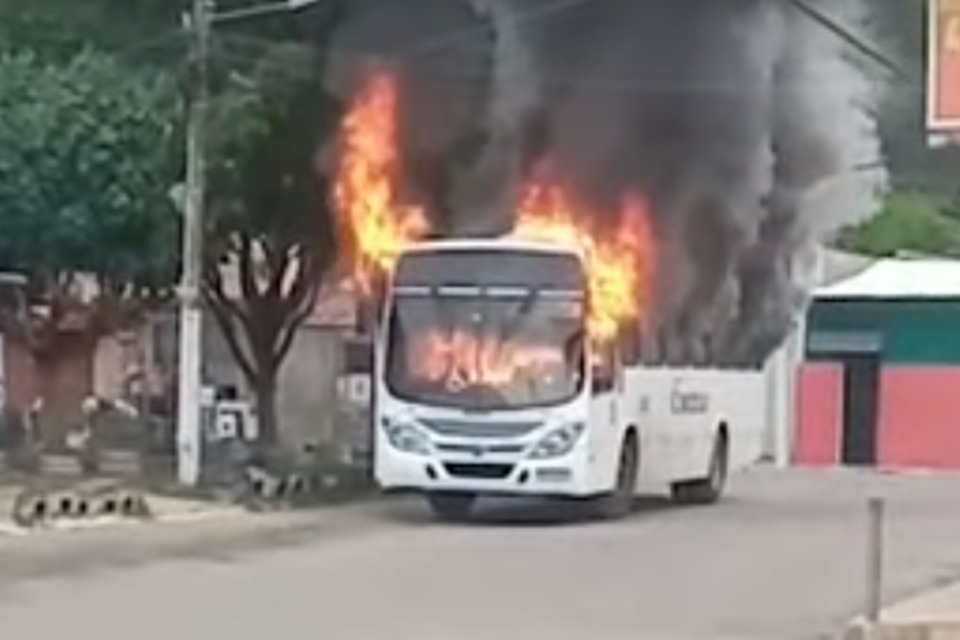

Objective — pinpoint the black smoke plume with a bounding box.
[328,0,884,367]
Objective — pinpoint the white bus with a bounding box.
[373,238,765,520]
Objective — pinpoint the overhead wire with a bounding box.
[209,29,928,97]
[782,0,915,83]
[207,0,929,96]
[399,0,599,59]
[2,0,918,92]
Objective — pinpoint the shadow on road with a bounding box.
[377,494,689,528]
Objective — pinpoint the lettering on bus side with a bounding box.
[669,380,710,415]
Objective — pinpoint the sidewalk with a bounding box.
[0,496,390,586]
[0,459,245,536]
[845,580,960,639]
[0,486,244,536]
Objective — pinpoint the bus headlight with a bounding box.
[529,423,585,460]
[384,421,430,455]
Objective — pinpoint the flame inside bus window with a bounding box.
[385,250,587,411]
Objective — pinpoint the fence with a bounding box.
[0,322,374,520]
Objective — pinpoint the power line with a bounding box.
[783,0,914,82]
[211,34,927,97]
[401,0,600,59]
[210,0,600,65]
[207,0,931,97]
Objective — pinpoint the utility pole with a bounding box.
[175,0,325,485]
[177,0,211,486]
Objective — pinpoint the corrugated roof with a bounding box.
[815,258,960,299]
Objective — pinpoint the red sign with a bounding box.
[929,0,960,131]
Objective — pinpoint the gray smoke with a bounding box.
[329,0,885,367]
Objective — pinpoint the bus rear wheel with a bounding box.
[427,492,476,522]
[672,432,728,505]
[590,431,638,521]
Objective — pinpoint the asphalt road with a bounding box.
[3,468,960,640]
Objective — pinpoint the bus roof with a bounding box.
[394,237,587,291]
[401,236,585,259]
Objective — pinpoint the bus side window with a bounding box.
[620,327,641,367]
[591,344,617,395]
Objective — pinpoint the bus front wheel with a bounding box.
[590,431,639,521]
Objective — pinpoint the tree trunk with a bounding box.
[253,373,278,447]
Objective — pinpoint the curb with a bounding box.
[845,619,960,640]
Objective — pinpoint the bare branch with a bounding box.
[266,240,294,302]
[203,281,257,383]
[237,232,260,303]
[278,250,316,317]
[272,263,321,368]
[203,263,255,336]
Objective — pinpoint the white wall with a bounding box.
[275,326,343,458]
[762,318,806,467]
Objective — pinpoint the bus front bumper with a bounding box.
[375,448,599,498]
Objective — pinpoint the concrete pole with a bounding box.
[866,497,885,623]
[177,0,211,486]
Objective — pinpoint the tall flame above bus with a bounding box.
[514,176,656,342]
[333,70,656,342]
[333,69,428,292]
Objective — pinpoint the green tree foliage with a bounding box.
[831,1,960,257]
[836,191,960,258]
[0,50,180,357]
[0,0,344,442]
[0,0,181,56]
[203,42,341,444]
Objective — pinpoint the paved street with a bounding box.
[3,468,960,640]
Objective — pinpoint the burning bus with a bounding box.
[372,235,763,521]
[335,70,765,521]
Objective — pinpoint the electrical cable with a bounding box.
[782,0,914,82]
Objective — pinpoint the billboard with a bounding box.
[928,0,960,133]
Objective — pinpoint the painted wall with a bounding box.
[794,363,843,466]
[794,363,960,470]
[808,299,960,365]
[879,367,960,469]
[275,325,343,458]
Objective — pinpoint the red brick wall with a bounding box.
[794,363,844,466]
[3,338,93,446]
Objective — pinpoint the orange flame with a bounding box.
[334,70,656,343]
[515,178,656,342]
[334,69,428,290]
[410,330,568,391]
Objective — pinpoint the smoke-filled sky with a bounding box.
[327,0,886,367]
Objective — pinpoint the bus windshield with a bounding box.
[385,288,586,411]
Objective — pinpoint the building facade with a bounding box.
[795,259,960,469]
